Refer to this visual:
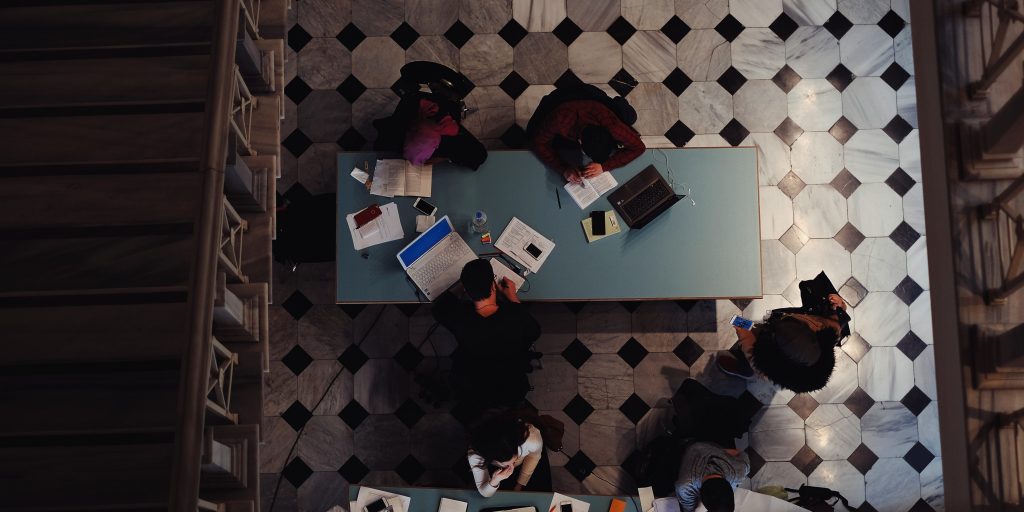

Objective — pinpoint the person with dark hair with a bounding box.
[466,414,549,496]
[432,259,541,411]
[527,85,645,183]
[717,272,851,393]
[675,441,749,512]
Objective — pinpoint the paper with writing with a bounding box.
[346,202,404,250]
[494,217,555,274]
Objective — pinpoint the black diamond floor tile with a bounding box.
[769,12,798,41]
[673,336,704,366]
[394,398,426,428]
[607,16,638,45]
[565,450,597,481]
[338,303,367,319]
[772,65,802,94]
[903,442,935,472]
[337,23,366,51]
[619,393,651,424]
[396,303,421,317]
[885,167,916,196]
[395,454,426,484]
[717,66,747,95]
[283,456,314,487]
[553,17,583,46]
[285,77,313,104]
[746,446,766,478]
[901,386,932,416]
[282,401,313,431]
[777,171,807,199]
[498,19,528,47]
[554,69,584,90]
[562,338,593,369]
[834,222,866,253]
[715,14,745,42]
[843,387,875,418]
[281,290,314,320]
[662,68,693,96]
[823,11,853,40]
[282,345,314,376]
[829,116,858,144]
[665,121,696,147]
[338,455,371,483]
[609,68,639,97]
[661,15,691,44]
[617,338,649,368]
[338,127,368,151]
[394,342,425,372]
[288,24,313,52]
[881,62,911,90]
[563,394,595,425]
[283,182,312,203]
[790,445,823,477]
[897,331,927,361]
[878,10,907,38]
[390,21,420,50]
[720,118,749,146]
[787,394,820,421]
[337,75,367,103]
[774,117,804,146]
[731,298,752,311]
[908,499,936,512]
[444,20,475,48]
[890,221,921,251]
[830,168,861,198]
[338,344,369,373]
[499,71,530,100]
[619,301,642,313]
[883,115,914,144]
[282,129,314,158]
[826,64,855,92]
[500,124,528,149]
[847,443,879,475]
[338,399,370,429]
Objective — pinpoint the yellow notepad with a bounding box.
[581,211,621,242]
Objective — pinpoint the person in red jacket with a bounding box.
[528,86,645,183]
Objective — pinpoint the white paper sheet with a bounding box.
[564,172,618,209]
[638,487,656,512]
[354,487,411,512]
[369,159,433,197]
[346,202,404,250]
[690,488,807,512]
[548,493,591,512]
[490,258,525,290]
[494,216,555,274]
[438,498,468,512]
[351,167,371,184]
[405,163,432,197]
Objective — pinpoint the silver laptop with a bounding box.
[396,215,477,301]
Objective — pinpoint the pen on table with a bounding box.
[555,187,561,209]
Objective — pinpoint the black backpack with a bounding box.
[625,435,695,498]
[786,485,858,511]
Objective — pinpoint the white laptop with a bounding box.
[396,215,477,301]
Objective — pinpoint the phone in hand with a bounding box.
[730,315,754,330]
[412,197,437,216]
[590,210,606,235]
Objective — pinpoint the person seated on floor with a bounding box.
[373,62,487,170]
[526,84,645,184]
[675,440,750,512]
[717,271,851,393]
[432,259,541,414]
[466,413,552,496]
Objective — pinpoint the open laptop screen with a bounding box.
[397,216,453,268]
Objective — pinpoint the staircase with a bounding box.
[0,0,287,510]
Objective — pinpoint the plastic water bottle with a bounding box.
[471,210,487,233]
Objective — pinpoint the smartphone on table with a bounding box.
[364,497,392,512]
[560,501,573,512]
[590,211,606,235]
[525,243,543,259]
[412,197,437,216]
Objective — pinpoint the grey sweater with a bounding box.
[675,442,750,512]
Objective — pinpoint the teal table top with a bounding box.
[336,148,761,303]
[347,485,641,512]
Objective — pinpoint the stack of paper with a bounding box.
[345,202,404,250]
[494,217,555,274]
[564,172,618,209]
[369,159,433,197]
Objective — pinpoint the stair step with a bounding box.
[0,438,175,510]
[0,101,205,118]
[0,232,195,294]
[0,54,210,108]
[0,172,204,230]
[1,302,190,365]
[0,112,205,165]
[0,1,214,54]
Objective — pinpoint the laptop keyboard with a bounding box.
[409,240,466,286]
[622,180,673,220]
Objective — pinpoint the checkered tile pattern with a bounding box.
[266,1,940,511]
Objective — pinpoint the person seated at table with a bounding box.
[466,414,551,496]
[526,84,645,184]
[675,441,750,512]
[717,271,850,393]
[432,259,541,415]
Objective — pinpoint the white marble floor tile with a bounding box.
[910,290,932,345]
[742,294,795,325]
[624,31,678,82]
[514,33,569,84]
[729,0,783,27]
[351,88,399,139]
[900,129,921,181]
[676,0,729,29]
[298,38,352,90]
[858,347,914,401]
[761,185,790,238]
[840,26,895,77]
[895,26,914,72]
[783,0,836,25]
[352,0,404,36]
[904,183,925,233]
[786,26,840,79]
[810,350,859,404]
[580,409,637,465]
[796,238,852,284]
[907,236,929,291]
[914,345,936,399]
[809,460,865,507]
[794,184,848,238]
[351,37,403,88]
[298,0,351,37]
[634,353,690,406]
[843,77,896,130]
[892,0,912,23]
[897,77,918,128]
[732,29,786,79]
[862,401,918,454]
[622,0,675,30]
[744,132,792,186]
[569,32,622,83]
[848,183,903,237]
[837,0,888,24]
[631,82,679,135]
[791,131,844,184]
[406,0,459,35]
[527,356,579,411]
[921,458,945,511]
[459,34,514,86]
[514,84,557,127]
[567,0,620,31]
[762,239,797,294]
[513,0,566,31]
[806,404,861,460]
[631,301,688,353]
[579,355,635,409]
[918,402,942,456]
[460,0,513,34]
[748,377,796,405]
[406,36,459,69]
[844,129,899,183]
[734,80,788,132]
[462,86,515,139]
[855,292,910,346]
[750,406,806,460]
[677,30,731,81]
[788,79,842,132]
[752,461,808,489]
[865,458,921,512]
[684,133,730,147]
[852,238,908,292]
[678,82,733,134]
[577,302,632,353]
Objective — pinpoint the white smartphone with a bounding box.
[730,315,754,330]
[412,197,437,216]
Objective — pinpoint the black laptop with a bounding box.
[608,165,681,228]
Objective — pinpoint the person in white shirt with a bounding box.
[466,415,545,497]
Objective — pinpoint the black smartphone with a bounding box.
[590,211,606,235]
[525,243,543,259]
[560,501,572,512]
[365,498,390,512]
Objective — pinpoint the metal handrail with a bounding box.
[230,66,257,156]
[239,0,261,38]
[968,0,1024,97]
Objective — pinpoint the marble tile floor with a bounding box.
[267,1,940,511]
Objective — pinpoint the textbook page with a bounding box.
[405,163,433,197]
[369,159,406,197]
[490,258,525,290]
[494,217,555,274]
[564,172,618,209]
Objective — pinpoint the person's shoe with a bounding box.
[716,350,755,380]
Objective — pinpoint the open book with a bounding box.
[563,172,618,209]
[369,159,432,197]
